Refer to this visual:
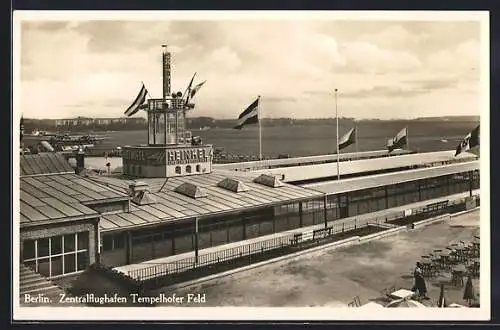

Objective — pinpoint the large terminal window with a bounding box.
[22,232,89,278]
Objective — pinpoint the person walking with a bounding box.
[412,262,429,299]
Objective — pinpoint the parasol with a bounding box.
[386,299,426,308]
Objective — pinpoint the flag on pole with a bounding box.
[184,73,197,103]
[455,125,480,157]
[189,80,206,99]
[338,127,357,150]
[187,73,196,92]
[124,84,148,117]
[387,127,408,152]
[233,97,259,129]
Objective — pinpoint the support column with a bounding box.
[126,231,132,265]
[151,234,155,259]
[446,175,451,195]
[209,224,213,247]
[384,186,389,209]
[418,181,422,201]
[273,210,276,233]
[299,202,303,227]
[242,217,246,240]
[323,195,328,228]
[337,194,341,220]
[469,171,473,197]
[194,218,199,263]
[346,193,350,218]
[94,219,100,264]
[171,228,176,255]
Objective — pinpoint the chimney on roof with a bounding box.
[75,148,85,174]
[128,181,157,205]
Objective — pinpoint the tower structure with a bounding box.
[122,45,213,178]
[147,45,192,146]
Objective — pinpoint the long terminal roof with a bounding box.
[250,150,477,182]
[20,173,128,228]
[18,150,481,233]
[302,161,479,194]
[91,171,323,232]
[213,149,413,171]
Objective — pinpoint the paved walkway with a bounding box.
[114,190,479,275]
[156,209,480,307]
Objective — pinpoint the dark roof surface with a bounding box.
[92,172,323,232]
[20,153,74,176]
[20,173,128,227]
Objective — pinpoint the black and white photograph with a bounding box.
[13,10,489,321]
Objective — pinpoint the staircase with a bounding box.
[19,264,80,306]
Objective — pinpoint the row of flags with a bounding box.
[124,74,206,117]
[123,83,480,159]
[232,96,480,157]
[387,127,408,153]
[455,124,480,156]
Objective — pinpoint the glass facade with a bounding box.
[100,170,479,267]
[339,171,479,218]
[23,232,89,278]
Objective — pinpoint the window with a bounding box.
[103,234,113,251]
[186,165,192,173]
[196,165,201,172]
[102,233,125,251]
[175,166,181,174]
[22,232,90,278]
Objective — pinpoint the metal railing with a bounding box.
[128,220,368,282]
[127,195,476,283]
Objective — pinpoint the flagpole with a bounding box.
[141,81,153,99]
[335,89,340,180]
[258,95,262,161]
[406,126,410,151]
[355,125,359,154]
[183,72,196,104]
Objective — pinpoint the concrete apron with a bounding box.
[166,207,479,291]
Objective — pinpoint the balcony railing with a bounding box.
[147,99,195,111]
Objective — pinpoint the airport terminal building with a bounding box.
[18,45,480,292]
[19,135,479,281]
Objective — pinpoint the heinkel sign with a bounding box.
[123,146,213,166]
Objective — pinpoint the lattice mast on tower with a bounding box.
[146,44,193,146]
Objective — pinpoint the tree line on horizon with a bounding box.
[21,115,479,132]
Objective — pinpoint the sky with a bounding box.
[16,13,485,120]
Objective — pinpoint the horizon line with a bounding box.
[21,114,480,121]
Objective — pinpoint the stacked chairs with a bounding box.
[439,249,453,271]
[465,257,480,278]
[348,296,362,307]
[451,264,466,287]
[380,286,397,303]
[454,241,471,263]
[420,255,434,278]
[444,247,461,269]
[471,235,480,259]
[431,249,444,271]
